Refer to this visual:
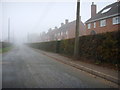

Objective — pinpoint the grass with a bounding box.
[0,48,2,53]
[0,47,12,54]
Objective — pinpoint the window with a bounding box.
[100,20,106,27]
[101,7,111,14]
[58,38,61,41]
[58,33,60,36]
[61,32,63,36]
[66,31,68,35]
[93,22,96,28]
[113,16,120,25]
[88,24,91,29]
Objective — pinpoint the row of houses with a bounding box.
[29,0,120,42]
[39,19,86,42]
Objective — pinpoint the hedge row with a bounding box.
[28,31,120,65]
[0,42,2,48]
[2,42,12,48]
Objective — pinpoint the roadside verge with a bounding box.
[0,47,12,54]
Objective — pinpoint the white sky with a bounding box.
[0,0,117,42]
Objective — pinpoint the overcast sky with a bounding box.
[0,0,116,43]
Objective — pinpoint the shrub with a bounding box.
[28,31,120,65]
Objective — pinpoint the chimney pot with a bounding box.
[55,26,58,29]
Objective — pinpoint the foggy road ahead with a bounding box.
[2,45,116,88]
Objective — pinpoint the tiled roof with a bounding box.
[58,20,85,32]
[86,1,120,23]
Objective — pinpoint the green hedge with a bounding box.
[29,41,57,53]
[28,31,120,65]
[2,42,12,48]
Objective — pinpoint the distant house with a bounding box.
[39,32,47,42]
[47,27,58,41]
[85,1,120,35]
[57,19,86,40]
[46,19,86,41]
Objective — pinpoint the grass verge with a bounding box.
[0,47,12,54]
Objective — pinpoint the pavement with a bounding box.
[2,45,119,88]
[32,47,120,86]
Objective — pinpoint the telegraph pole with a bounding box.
[13,29,14,43]
[8,18,10,42]
[27,32,29,43]
[74,0,80,58]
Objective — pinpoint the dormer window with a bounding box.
[88,23,91,29]
[100,20,106,27]
[101,7,111,14]
[113,16,120,25]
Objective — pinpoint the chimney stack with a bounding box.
[55,26,58,29]
[65,19,69,24]
[61,23,64,27]
[91,2,96,17]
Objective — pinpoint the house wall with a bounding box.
[47,21,86,41]
[86,17,120,35]
[68,23,86,39]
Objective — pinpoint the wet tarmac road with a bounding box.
[2,45,117,88]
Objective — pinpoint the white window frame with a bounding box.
[58,38,61,41]
[93,22,96,28]
[113,16,120,25]
[58,33,60,36]
[100,19,106,27]
[88,23,91,29]
[61,32,62,36]
[66,31,68,35]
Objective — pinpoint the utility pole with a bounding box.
[74,0,80,58]
[8,18,10,42]
[27,32,29,43]
[13,29,14,43]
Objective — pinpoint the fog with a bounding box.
[0,0,116,44]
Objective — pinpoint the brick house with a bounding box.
[46,19,86,41]
[85,1,120,35]
[45,27,58,41]
[39,32,48,42]
[46,28,55,41]
[57,19,86,40]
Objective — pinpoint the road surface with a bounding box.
[2,44,117,88]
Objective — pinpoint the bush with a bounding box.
[28,31,120,65]
[2,42,12,48]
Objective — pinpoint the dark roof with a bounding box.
[86,1,120,23]
[58,21,76,32]
[58,20,85,32]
